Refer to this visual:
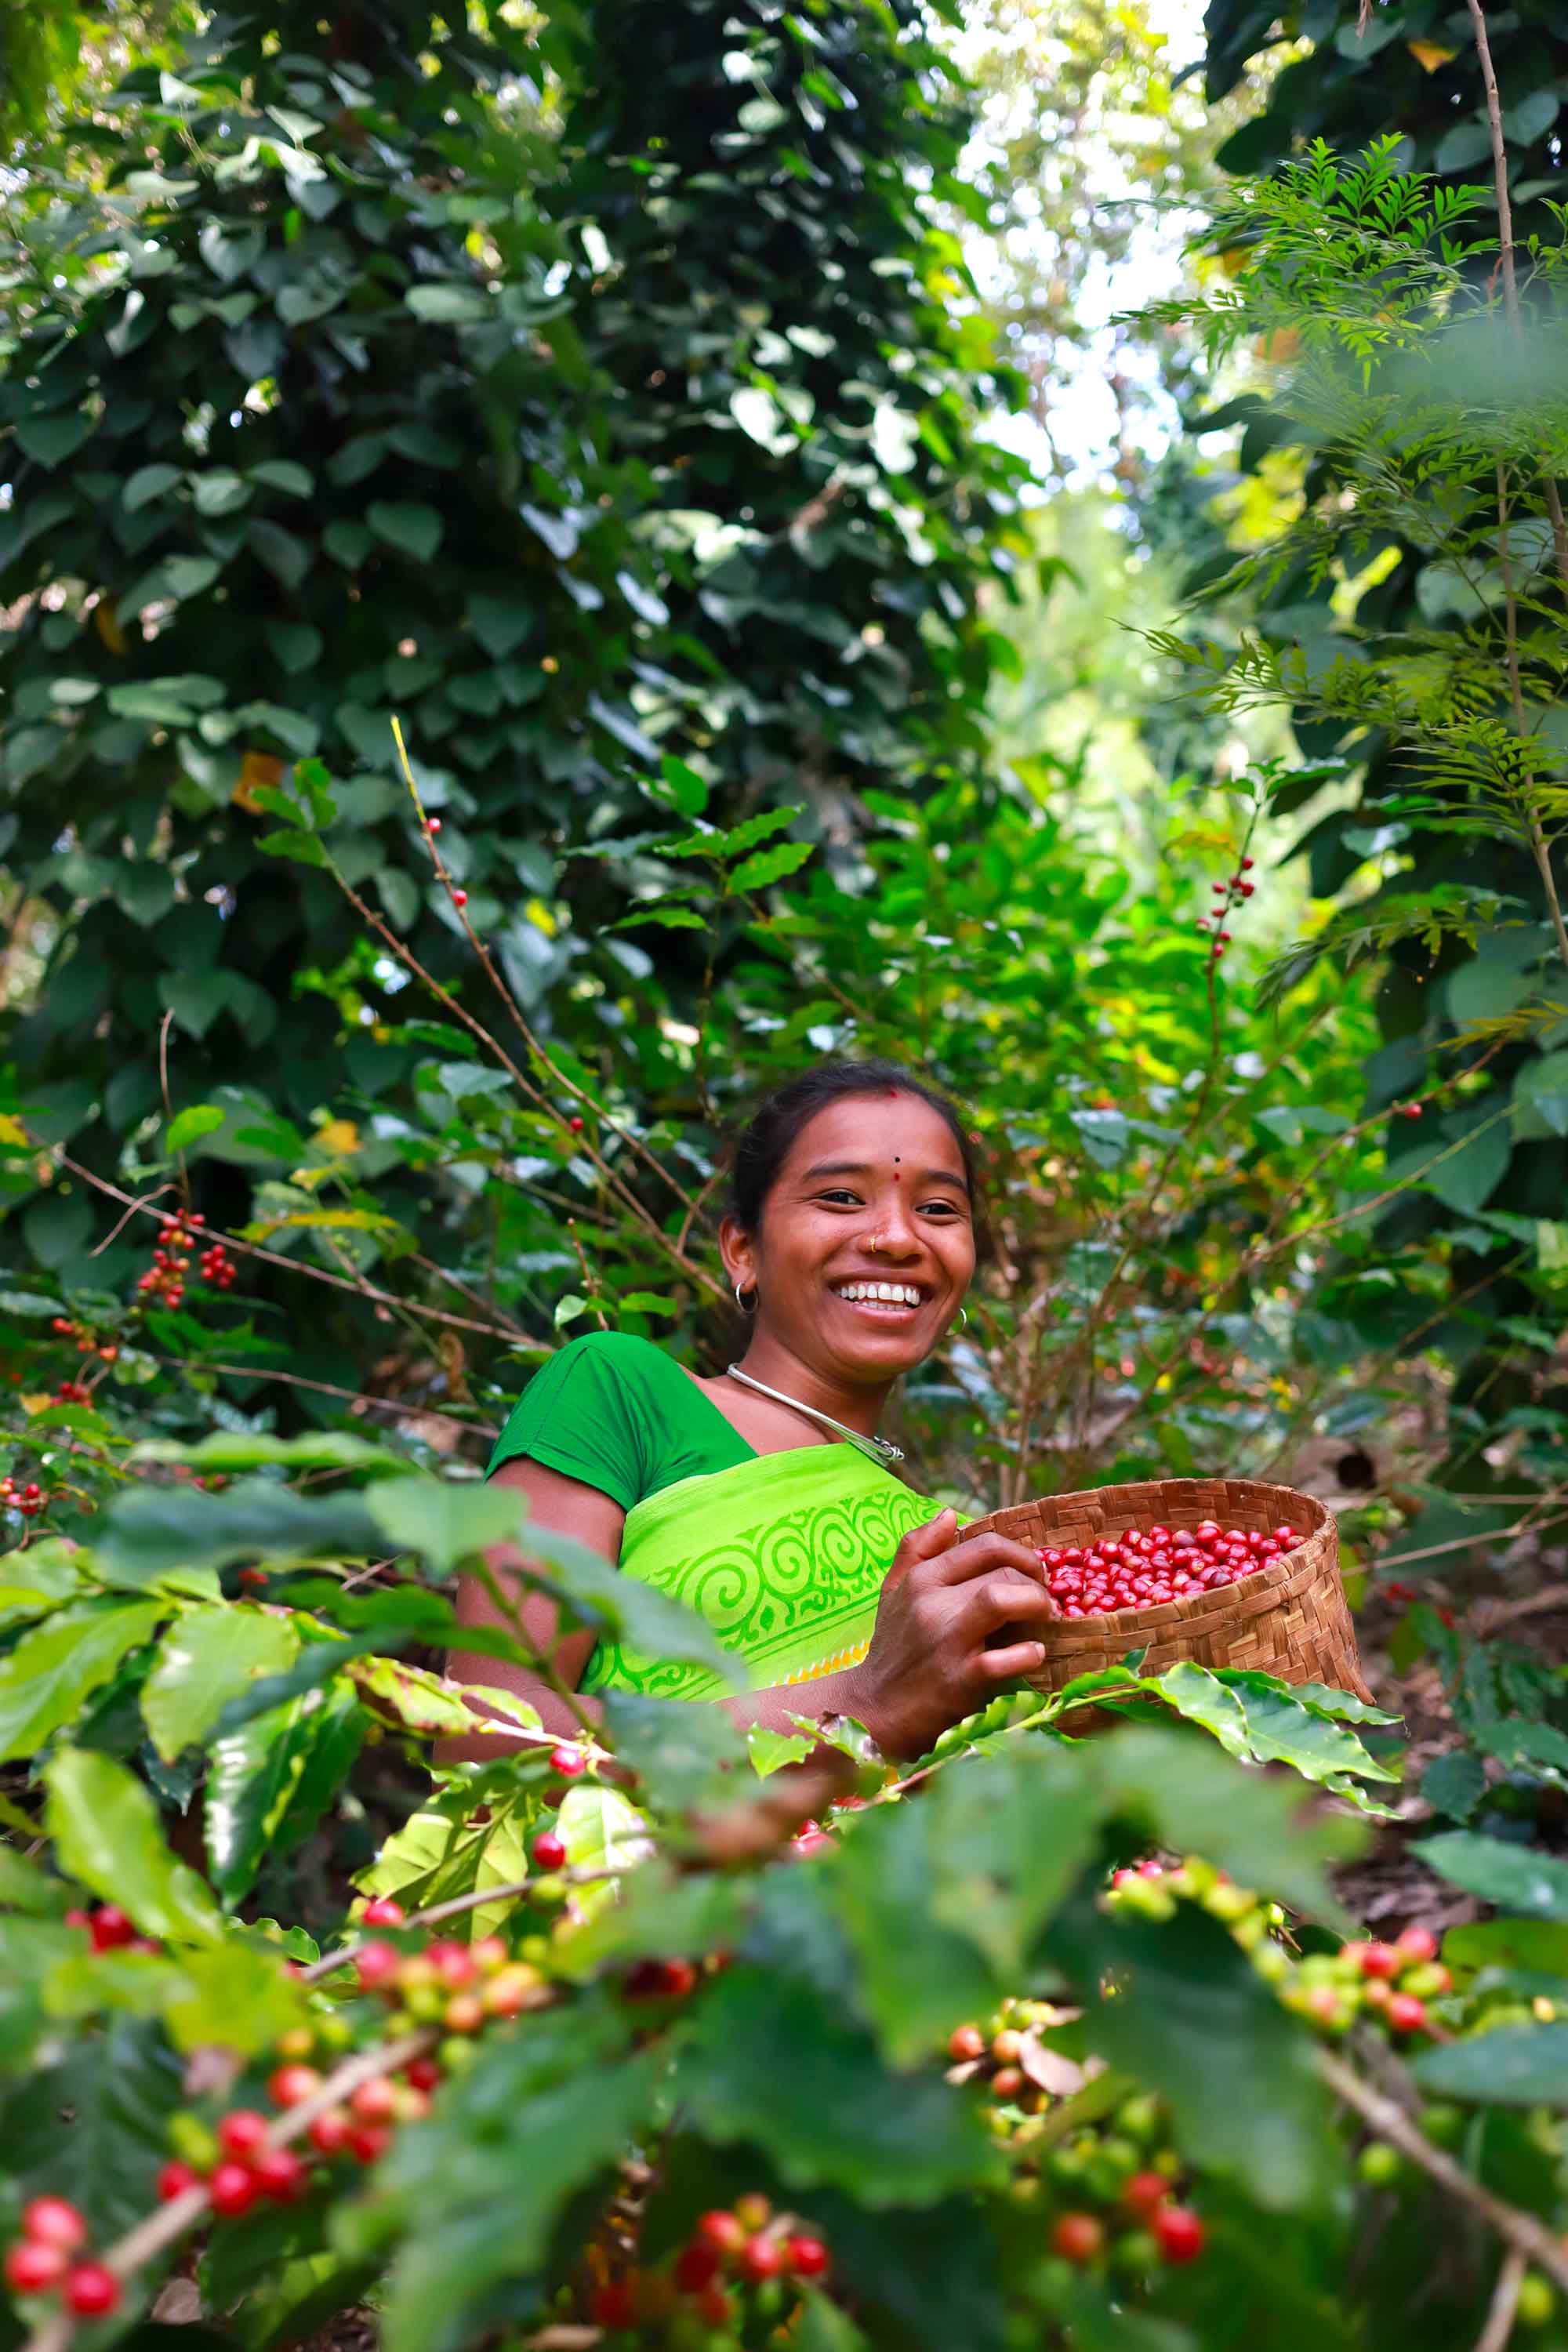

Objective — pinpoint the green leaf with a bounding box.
[364,1475,527,1577]
[1414,1831,1568,1920]
[1414,2021,1568,2103]
[679,1964,1000,2207]
[1443,1919,1568,1975]
[653,753,710,816]
[601,1689,750,1818]
[16,410,96,467]
[0,1290,69,1319]
[205,1693,336,1907]
[0,1843,70,1915]
[554,1290,588,1328]
[731,838,814,891]
[133,1429,412,1478]
[406,282,490,323]
[350,2005,660,2352]
[0,1599,165,1762]
[0,2015,185,2237]
[466,591,534,659]
[167,1102,227,1152]
[1047,1896,1334,2209]
[44,1749,221,1942]
[368,502,445,563]
[162,1937,307,2057]
[1081,1725,1363,1928]
[1156,1666,1399,1791]
[96,1479,381,1591]
[141,1605,300,1761]
[249,459,313,499]
[123,461,184,510]
[0,1917,81,2074]
[1421,1749,1487,1822]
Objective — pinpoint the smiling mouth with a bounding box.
[829,1280,929,1312]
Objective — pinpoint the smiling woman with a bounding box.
[448,1060,1060,1759]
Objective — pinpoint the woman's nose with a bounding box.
[866,1196,921,1255]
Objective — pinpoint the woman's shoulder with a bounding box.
[542,1330,696,1406]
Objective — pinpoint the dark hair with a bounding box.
[726,1058,991,1259]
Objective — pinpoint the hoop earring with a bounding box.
[954,1307,968,1330]
[734,1281,757,1312]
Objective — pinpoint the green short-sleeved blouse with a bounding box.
[486,1331,755,1512]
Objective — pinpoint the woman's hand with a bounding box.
[837,1508,1059,1760]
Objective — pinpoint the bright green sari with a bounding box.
[579,1444,934,1704]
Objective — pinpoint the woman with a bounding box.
[450,1060,1057,1760]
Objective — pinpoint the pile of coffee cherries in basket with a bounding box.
[1036,1519,1306,1619]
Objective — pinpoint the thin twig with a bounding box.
[48,1151,524,1345]
[149,1355,500,1437]
[301,1860,624,1985]
[1319,2049,1568,2296]
[1475,2250,1528,2352]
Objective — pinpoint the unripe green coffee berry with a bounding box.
[1517,2273,1556,2328]
[520,1935,550,1965]
[1046,2147,1087,2187]
[168,2113,221,2172]
[1116,2096,1163,2146]
[1251,1944,1290,1984]
[1418,2104,1465,2150]
[1356,2141,1402,2187]
[437,2034,479,2074]
[1112,2229,1160,2278]
[1204,1882,1255,1924]
[530,1874,568,1907]
[1401,1963,1450,2000]
[1230,1912,1266,1951]
[753,2278,784,2320]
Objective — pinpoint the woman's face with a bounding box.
[721,1091,977,1388]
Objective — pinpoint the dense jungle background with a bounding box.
[3,2,1568,2348]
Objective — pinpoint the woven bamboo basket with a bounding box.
[966,1475,1370,1704]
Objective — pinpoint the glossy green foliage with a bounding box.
[0,0,1021,1342]
[1190,3,1568,1534]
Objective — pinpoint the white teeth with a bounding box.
[833,1281,922,1307]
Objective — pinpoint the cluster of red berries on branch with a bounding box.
[1195,853,1254,964]
[1105,1856,1458,2047]
[0,1475,45,1519]
[49,1316,118,1364]
[1035,1519,1305,1618]
[589,2194,829,2343]
[3,2201,121,2318]
[946,2011,1208,2288]
[947,1995,1065,2117]
[1279,1923,1453,2039]
[350,1898,561,2049]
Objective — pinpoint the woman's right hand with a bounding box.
[840,1509,1059,1761]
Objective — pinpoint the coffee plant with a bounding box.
[0,1439,1563,2352]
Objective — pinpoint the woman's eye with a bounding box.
[816,1189,862,1207]
[919,1199,964,1219]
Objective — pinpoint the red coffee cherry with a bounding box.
[5,2241,69,2295]
[361,1896,405,1929]
[64,2263,122,2317]
[158,2160,204,2202]
[532,1830,568,1871]
[739,2234,786,2282]
[209,2161,260,2219]
[1387,1993,1429,2034]
[1051,2212,1105,2264]
[217,2110,270,2162]
[1153,2205,1206,2263]
[786,2233,829,2278]
[253,2147,309,2204]
[22,2199,89,2252]
[1395,1924,1439,1965]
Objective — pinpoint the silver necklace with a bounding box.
[724,1363,904,1466]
